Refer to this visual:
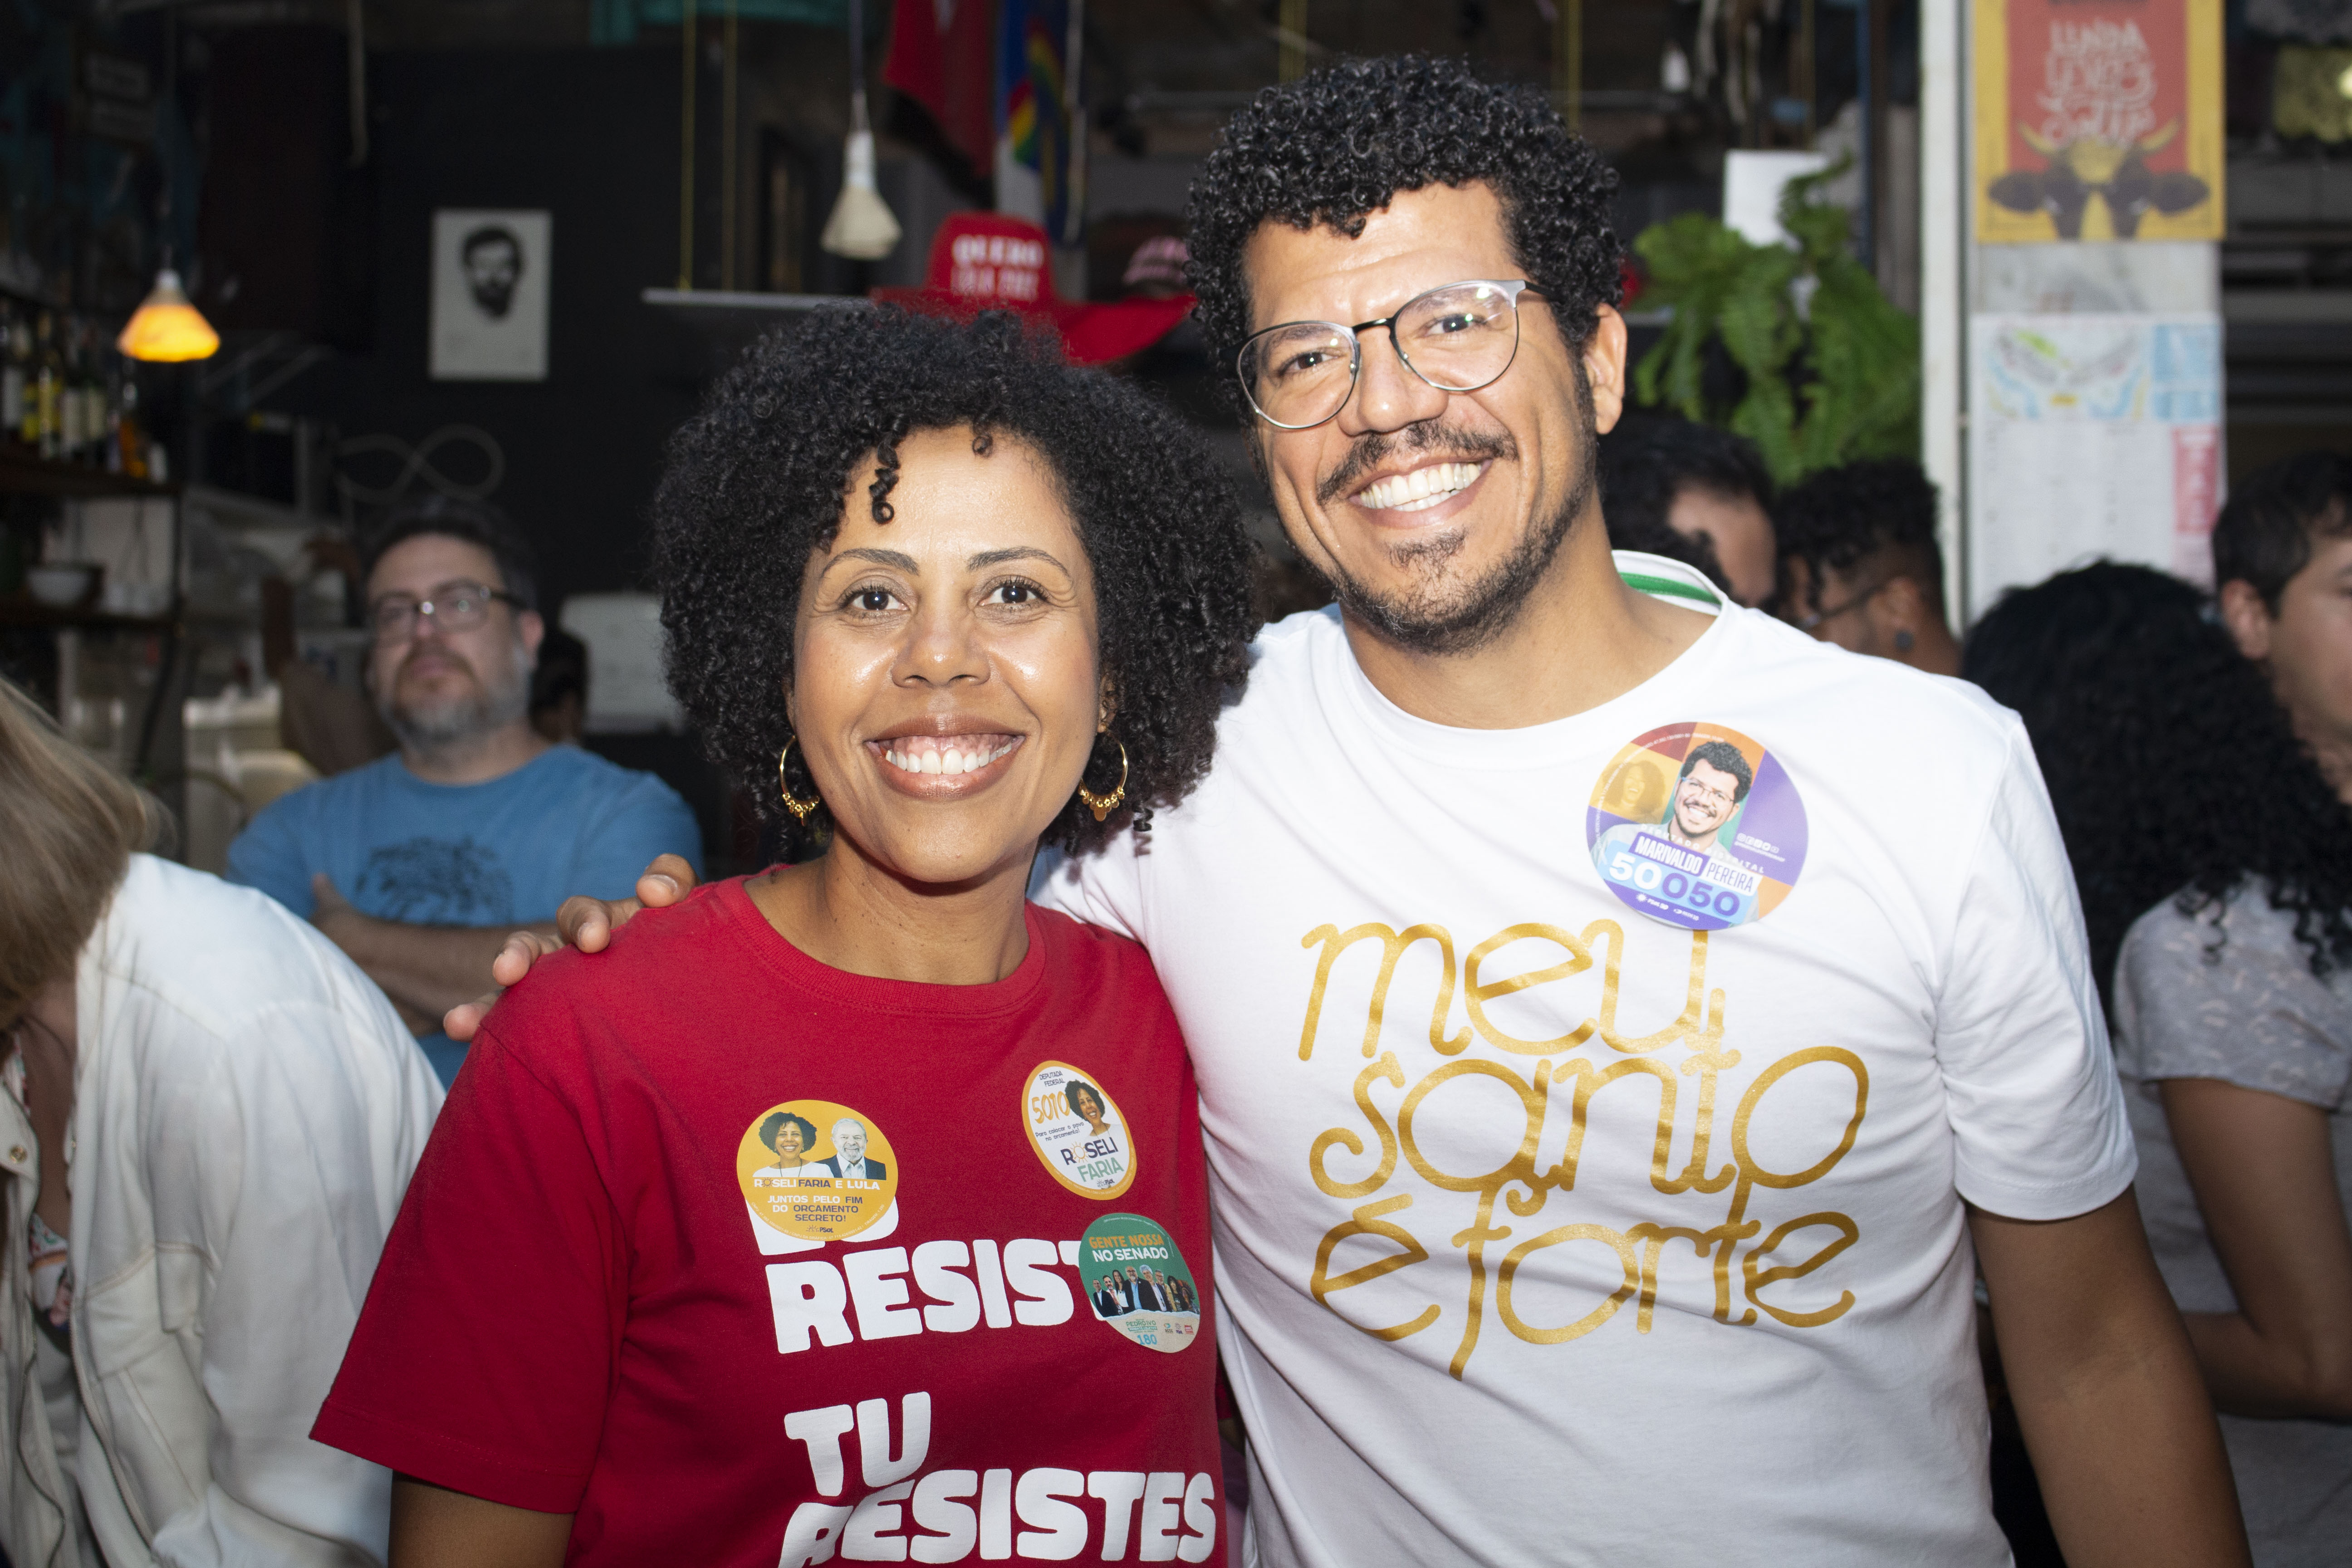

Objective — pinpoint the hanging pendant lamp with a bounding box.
[819,0,902,261]
[116,269,219,363]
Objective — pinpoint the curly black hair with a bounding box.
[1185,54,1624,417]
[1680,739,1753,803]
[1963,562,2352,1013]
[651,306,1256,862]
[1774,459,1943,613]
[1598,414,1773,592]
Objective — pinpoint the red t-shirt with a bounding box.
[314,878,1223,1566]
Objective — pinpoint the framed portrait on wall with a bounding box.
[430,209,551,380]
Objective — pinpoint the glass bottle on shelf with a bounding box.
[33,312,61,461]
[60,319,86,461]
[13,310,39,449]
[113,367,146,480]
[0,300,23,442]
[78,326,108,466]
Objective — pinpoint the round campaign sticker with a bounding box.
[1020,1061,1136,1200]
[1585,721,1809,931]
[736,1100,900,1244]
[1077,1213,1202,1354]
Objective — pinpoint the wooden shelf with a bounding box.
[0,596,176,633]
[0,447,179,499]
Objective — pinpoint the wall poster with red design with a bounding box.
[1974,0,2224,242]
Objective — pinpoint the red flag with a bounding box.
[882,0,997,179]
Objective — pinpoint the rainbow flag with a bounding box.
[994,0,1079,243]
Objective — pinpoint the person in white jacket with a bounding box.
[0,677,443,1568]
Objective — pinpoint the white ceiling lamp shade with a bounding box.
[822,124,902,260]
[820,0,902,262]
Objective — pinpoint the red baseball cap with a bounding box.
[872,213,1194,366]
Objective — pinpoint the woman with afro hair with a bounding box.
[1968,562,2352,1567]
[314,306,1256,1566]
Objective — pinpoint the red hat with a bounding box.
[872,213,1193,366]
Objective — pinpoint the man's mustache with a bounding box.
[1315,418,1519,510]
[397,646,477,682]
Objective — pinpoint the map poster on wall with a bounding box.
[1973,0,2223,242]
[1967,314,2223,618]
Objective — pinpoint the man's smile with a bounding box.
[1351,460,1491,515]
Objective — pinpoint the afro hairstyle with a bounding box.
[1774,460,1944,614]
[651,306,1256,863]
[1185,54,1625,421]
[1964,561,2352,1011]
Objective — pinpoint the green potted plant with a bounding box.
[1631,162,1921,486]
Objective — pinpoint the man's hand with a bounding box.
[314,873,561,1036]
[312,875,438,1033]
[441,854,700,1040]
[309,873,382,959]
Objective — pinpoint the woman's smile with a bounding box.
[869,729,1026,793]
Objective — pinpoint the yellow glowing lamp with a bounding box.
[116,270,220,362]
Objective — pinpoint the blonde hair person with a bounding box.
[0,677,442,1568]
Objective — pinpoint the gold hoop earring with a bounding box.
[777,739,823,822]
[1075,737,1129,823]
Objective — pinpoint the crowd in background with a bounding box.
[0,49,2347,1568]
[1603,424,2352,1564]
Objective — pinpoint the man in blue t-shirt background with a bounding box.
[228,496,702,1083]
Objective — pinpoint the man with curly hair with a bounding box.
[1775,457,1961,674]
[499,54,2243,1568]
[1030,54,2238,1568]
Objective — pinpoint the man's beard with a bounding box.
[1307,371,1600,658]
[379,639,532,751]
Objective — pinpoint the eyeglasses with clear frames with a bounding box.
[1791,575,1893,632]
[368,580,525,643]
[1679,773,1739,814]
[1235,278,1548,431]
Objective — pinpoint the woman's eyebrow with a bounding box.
[820,547,921,575]
[968,546,1071,573]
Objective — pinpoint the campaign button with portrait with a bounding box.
[1019,1060,1137,1200]
[735,1099,899,1245]
[1077,1212,1203,1354]
[1586,721,1809,932]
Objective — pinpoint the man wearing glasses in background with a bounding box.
[229,495,700,1084]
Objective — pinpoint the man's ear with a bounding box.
[2217,579,2274,662]
[517,608,546,666]
[1877,576,1938,639]
[1855,579,1905,656]
[1584,305,1629,437]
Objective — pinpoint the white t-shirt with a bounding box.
[1033,553,2134,1568]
